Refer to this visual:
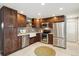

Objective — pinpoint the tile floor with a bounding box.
[6,42,79,56]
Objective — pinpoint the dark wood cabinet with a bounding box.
[17,36,22,49]
[0,6,21,55]
[17,13,26,27]
[48,23,53,28]
[48,34,53,44]
[32,15,64,28]
[29,33,42,45]
[32,18,42,28]
[29,37,36,45]
[3,28,13,55]
[49,15,64,23]
[36,33,42,42]
[3,28,18,55]
[2,6,17,28]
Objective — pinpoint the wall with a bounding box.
[78,18,79,43]
[66,17,79,43]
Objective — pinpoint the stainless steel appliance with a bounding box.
[22,35,29,48]
[42,29,51,43]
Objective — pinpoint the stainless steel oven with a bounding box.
[42,30,51,43]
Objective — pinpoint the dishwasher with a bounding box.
[22,35,29,48]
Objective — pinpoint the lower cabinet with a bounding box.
[36,33,42,42]
[48,34,53,44]
[29,33,42,45]
[2,32,53,55]
[17,36,22,49]
[2,28,20,56]
[29,36,36,45]
[18,35,29,48]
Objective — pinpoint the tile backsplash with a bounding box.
[18,27,37,34]
[18,27,26,34]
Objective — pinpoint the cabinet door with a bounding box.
[4,28,13,55]
[3,6,17,27]
[36,33,42,42]
[11,28,18,51]
[48,23,53,28]
[17,14,26,27]
[17,36,22,49]
[3,28,18,55]
[29,37,36,45]
[48,34,53,44]
[32,19,41,28]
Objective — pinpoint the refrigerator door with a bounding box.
[53,22,66,48]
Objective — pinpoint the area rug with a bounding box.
[34,46,56,56]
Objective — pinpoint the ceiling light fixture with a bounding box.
[38,13,41,16]
[41,3,45,5]
[52,14,55,16]
[70,16,73,18]
[59,8,63,10]
[20,11,24,14]
[18,11,24,14]
[54,17,57,19]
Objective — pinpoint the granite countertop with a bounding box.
[17,32,42,37]
[48,33,53,34]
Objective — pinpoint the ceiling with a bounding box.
[0,3,79,18]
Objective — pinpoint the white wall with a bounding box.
[78,18,79,43]
[66,17,79,43]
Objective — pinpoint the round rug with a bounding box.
[34,46,56,56]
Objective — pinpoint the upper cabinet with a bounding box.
[32,18,42,28]
[17,13,27,27]
[32,15,65,28]
[49,15,65,23]
[0,6,17,28]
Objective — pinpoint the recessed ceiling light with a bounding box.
[38,13,41,16]
[54,17,57,19]
[41,3,45,5]
[59,8,63,10]
[20,11,24,14]
[70,16,73,18]
[52,14,55,16]
[18,11,24,14]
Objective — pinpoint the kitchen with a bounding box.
[0,5,65,56]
